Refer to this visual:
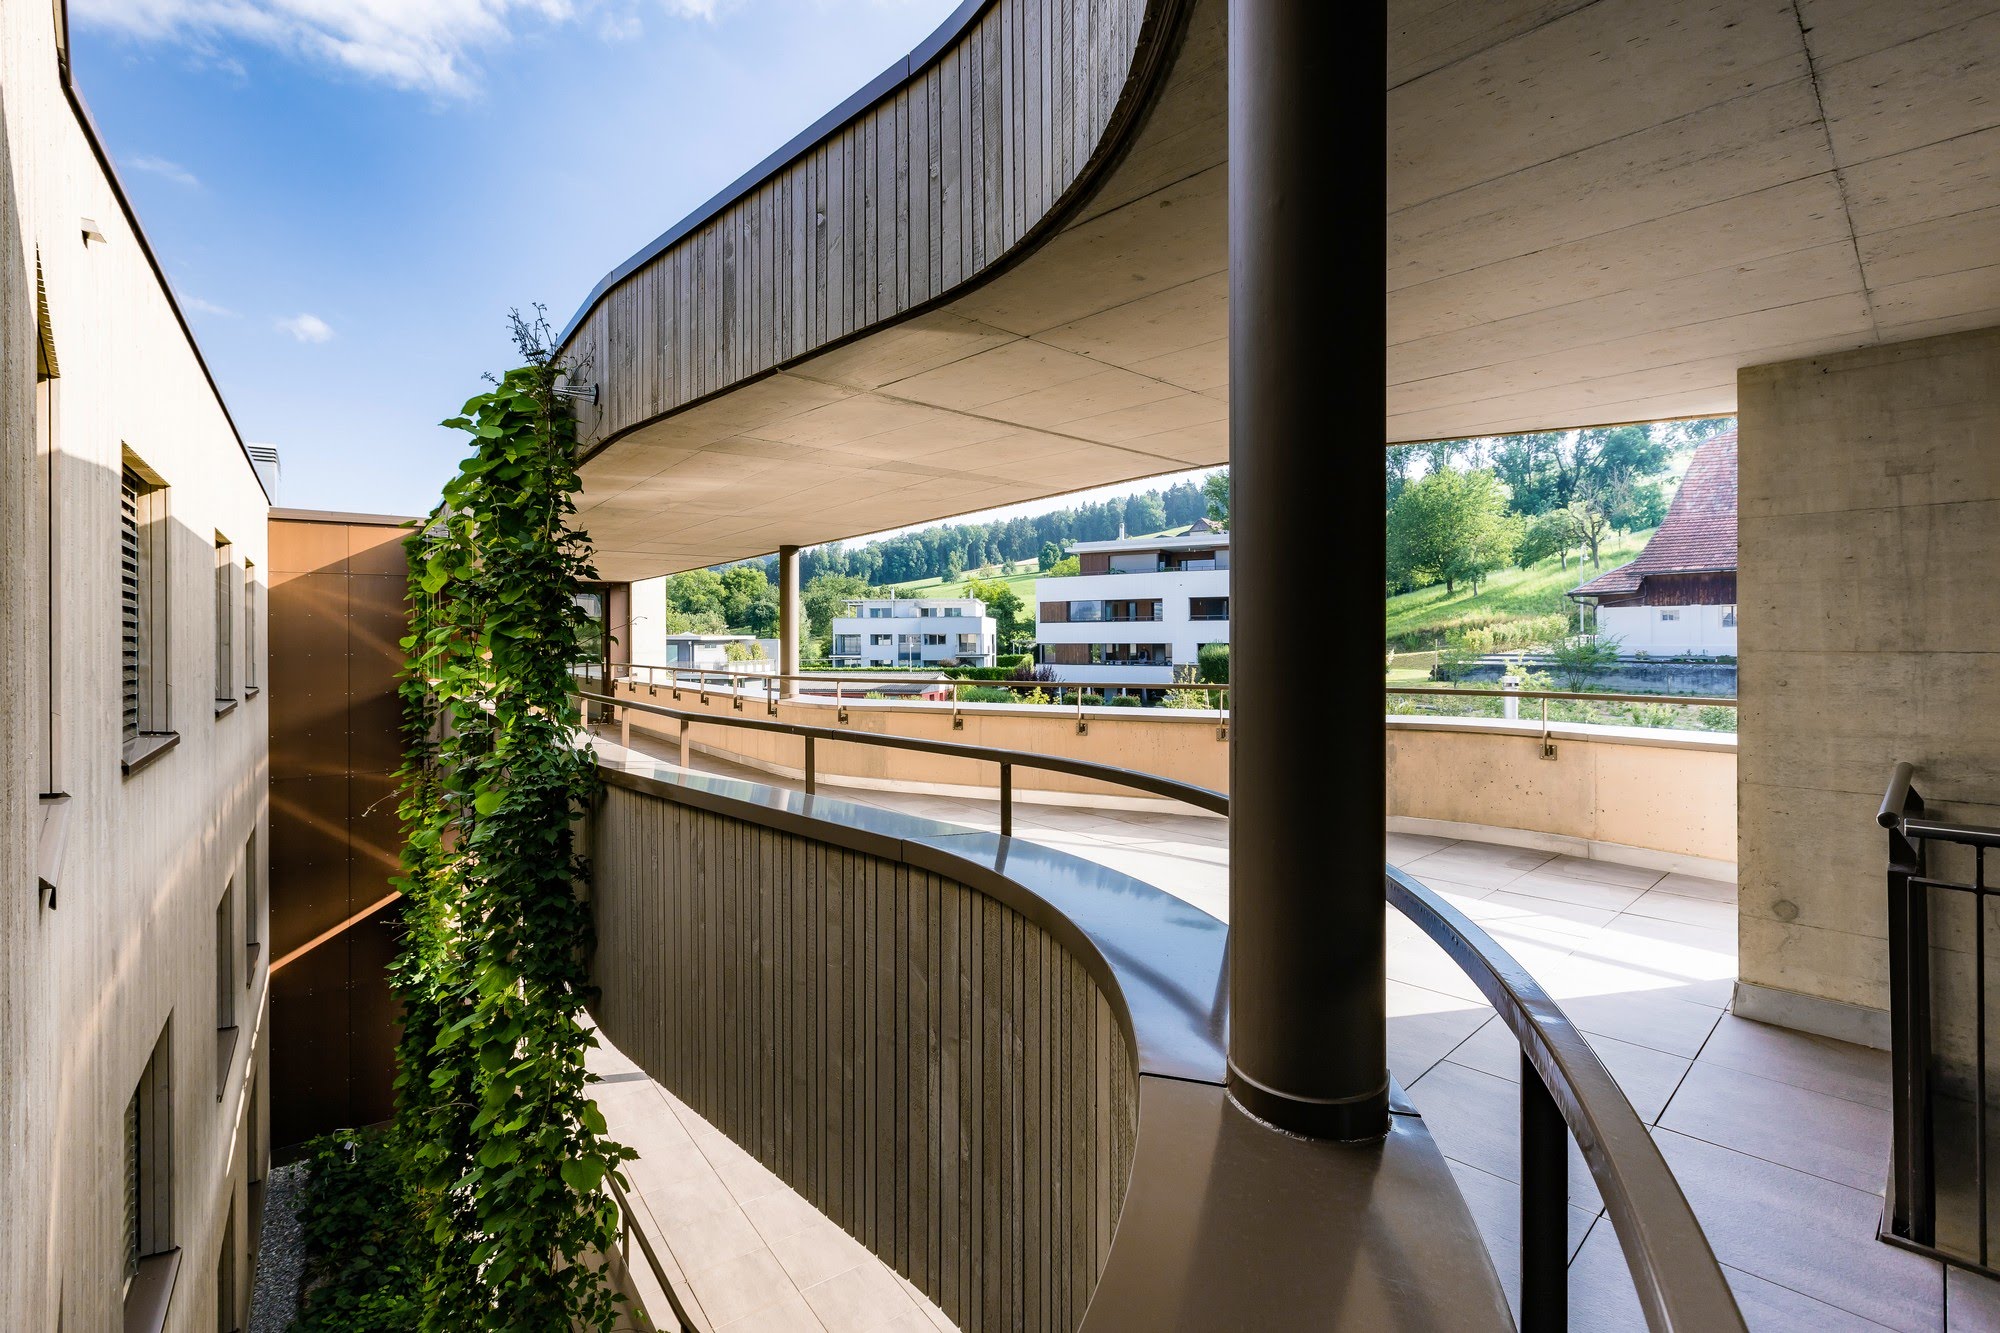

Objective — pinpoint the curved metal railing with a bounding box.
[576,683,1742,1330]
[1388,868,1744,1332]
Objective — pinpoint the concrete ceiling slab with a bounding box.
[565,0,1999,581]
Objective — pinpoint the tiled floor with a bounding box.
[591,1036,953,1333]
[599,735,2000,1331]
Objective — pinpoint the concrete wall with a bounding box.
[606,682,1737,868]
[1,8,271,1330]
[1737,327,2000,1046]
[1387,719,1737,872]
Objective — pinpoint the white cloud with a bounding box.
[277,312,334,343]
[183,295,238,317]
[126,154,201,186]
[70,0,580,97]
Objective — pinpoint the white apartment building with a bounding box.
[1033,531,1230,684]
[830,598,996,668]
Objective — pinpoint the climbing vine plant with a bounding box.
[389,311,632,1332]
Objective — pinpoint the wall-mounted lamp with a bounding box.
[553,381,599,406]
[80,218,106,245]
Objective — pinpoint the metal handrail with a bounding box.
[575,688,1228,829]
[606,1172,698,1332]
[612,663,1231,695]
[1387,685,1737,708]
[578,682,1739,1327]
[1387,868,1745,1332]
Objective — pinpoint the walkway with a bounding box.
[596,733,1999,1331]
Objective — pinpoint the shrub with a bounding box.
[1547,634,1622,690]
[996,653,1031,669]
[1105,695,1141,707]
[292,1130,423,1332]
[1697,705,1738,732]
[1196,642,1230,684]
[1434,637,1478,683]
[1009,661,1060,683]
[1081,693,1106,706]
[957,686,1014,703]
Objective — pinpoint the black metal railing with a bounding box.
[1880,762,2000,1276]
[1388,870,1744,1332]
[575,686,1742,1330]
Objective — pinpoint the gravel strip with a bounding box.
[248,1162,308,1332]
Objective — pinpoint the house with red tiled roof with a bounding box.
[1568,428,1738,655]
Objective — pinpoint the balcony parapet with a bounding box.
[586,742,1512,1330]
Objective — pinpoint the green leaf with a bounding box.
[473,790,505,816]
[559,1157,605,1194]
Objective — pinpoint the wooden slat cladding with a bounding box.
[590,784,1137,1332]
[563,0,1159,445]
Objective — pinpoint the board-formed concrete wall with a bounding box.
[1737,326,2000,1046]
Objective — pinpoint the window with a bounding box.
[923,633,946,646]
[1658,609,1680,622]
[216,1203,236,1333]
[216,883,237,1096]
[868,607,890,618]
[121,451,172,766]
[1722,605,1737,627]
[870,633,890,646]
[1190,596,1229,621]
[35,252,62,796]
[243,832,261,973]
[214,535,234,705]
[1069,600,1104,623]
[242,561,257,692]
[125,1022,175,1323]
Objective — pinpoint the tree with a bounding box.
[1203,470,1230,526]
[719,564,778,637]
[1386,467,1519,596]
[1549,634,1623,690]
[661,569,724,622]
[1125,491,1167,535]
[1045,555,1080,578]
[1038,541,1064,571]
[1196,642,1229,684]
[963,575,1029,653]
[1514,509,1578,570]
[802,572,873,642]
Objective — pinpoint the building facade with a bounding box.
[2,5,272,1329]
[1034,531,1231,684]
[830,598,995,668]
[1569,430,1738,656]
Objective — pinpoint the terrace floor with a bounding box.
[598,732,2000,1331]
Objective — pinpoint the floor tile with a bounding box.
[1622,887,1739,931]
[1948,1266,2000,1331]
[1448,1016,1692,1125]
[1533,855,1667,892]
[768,1223,873,1291]
[1655,871,1739,904]
[1388,832,1459,862]
[1696,1013,1891,1111]
[1658,1061,1890,1193]
[1654,1128,1943,1330]
[1386,983,1492,1086]
[1408,1059,1604,1214]
[1443,1158,1596,1321]
[689,1249,796,1327]
[1555,987,1726,1059]
[719,1292,825,1332]
[658,1199,769,1275]
[1501,870,1650,913]
[799,1262,918,1333]
[742,1187,833,1246]
[1401,843,1558,889]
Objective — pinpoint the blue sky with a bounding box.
[69,0,970,517]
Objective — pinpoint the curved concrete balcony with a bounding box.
[584,741,1513,1331]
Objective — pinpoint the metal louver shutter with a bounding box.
[123,1089,141,1282]
[121,471,141,740]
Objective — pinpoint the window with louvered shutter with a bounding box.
[214,535,233,703]
[120,471,141,743]
[122,1089,140,1285]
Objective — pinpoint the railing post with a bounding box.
[1520,1052,1568,1331]
[678,717,690,768]
[620,704,630,750]
[804,735,817,795]
[1000,762,1013,838]
[1888,832,1935,1245]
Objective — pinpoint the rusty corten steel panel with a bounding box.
[268,516,411,1146]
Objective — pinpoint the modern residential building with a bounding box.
[1569,430,1738,656]
[1033,529,1230,683]
[2,4,272,1328]
[830,598,996,668]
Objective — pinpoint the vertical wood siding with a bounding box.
[591,784,1138,1332]
[564,0,1159,444]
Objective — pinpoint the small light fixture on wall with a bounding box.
[80,218,106,245]
[552,380,599,406]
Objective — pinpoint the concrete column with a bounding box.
[1736,326,2000,1049]
[778,544,802,692]
[1225,0,1388,1139]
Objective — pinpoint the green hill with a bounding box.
[1384,529,1654,650]
[883,558,1045,599]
